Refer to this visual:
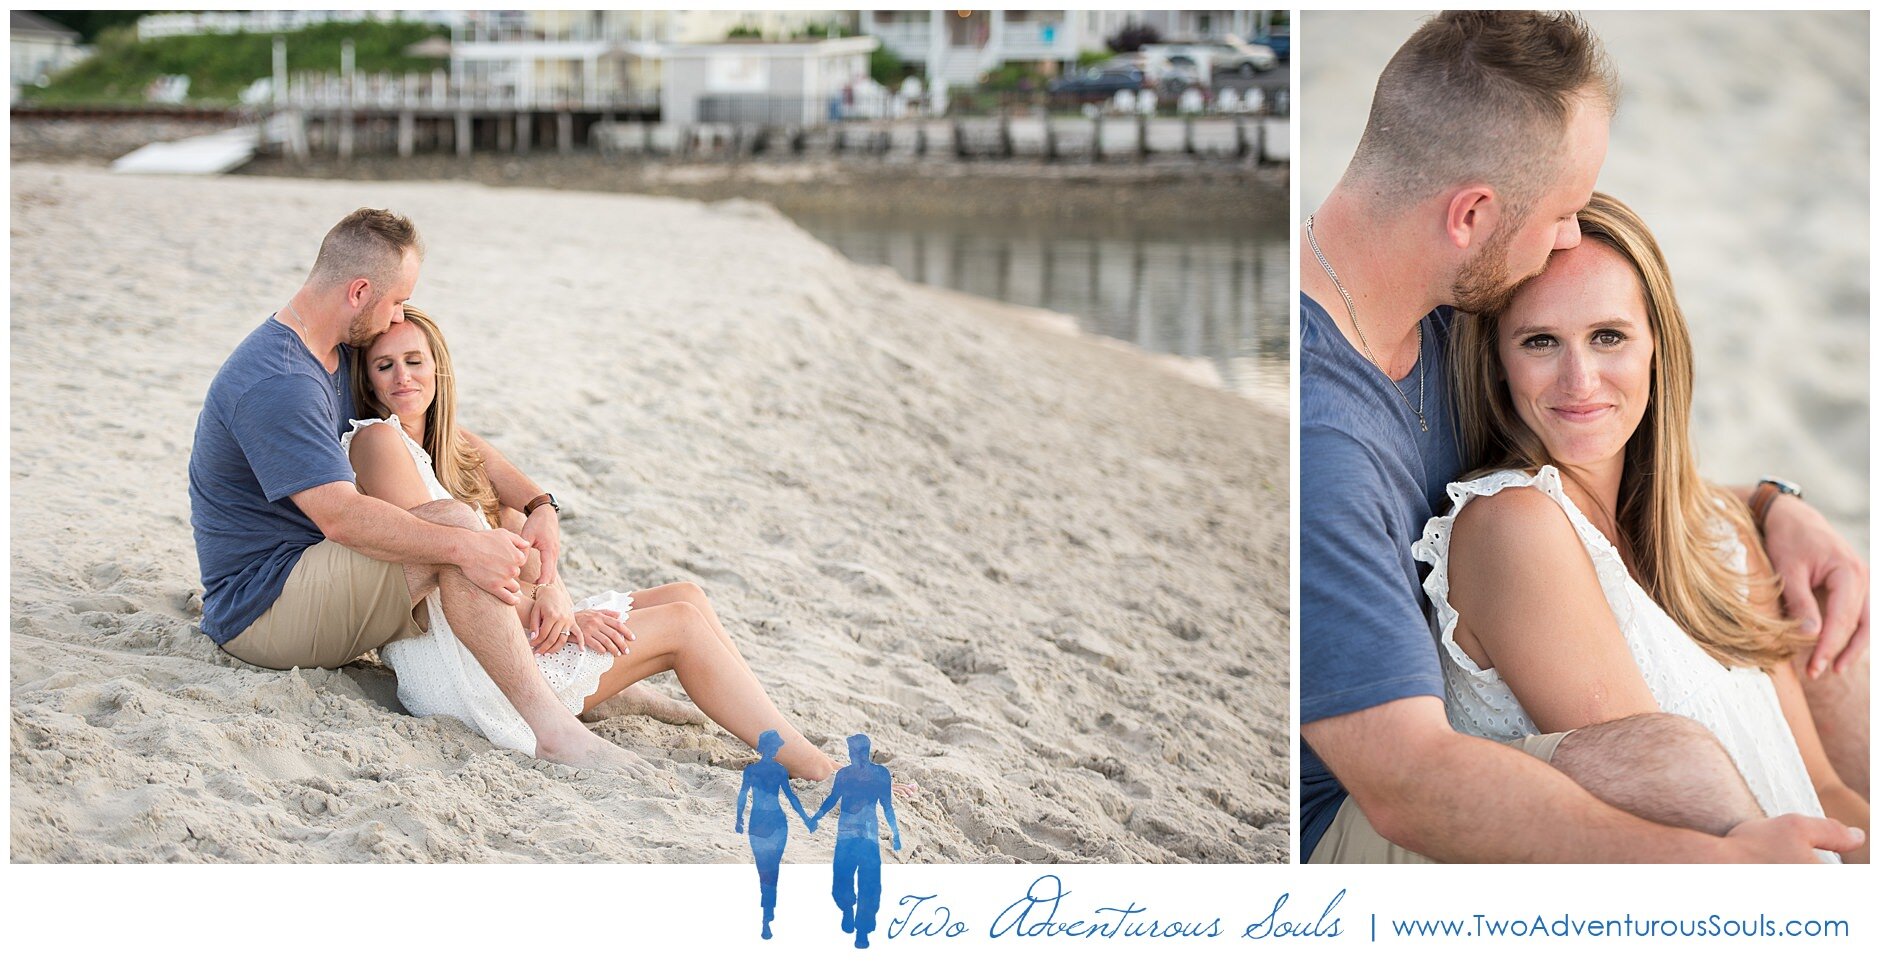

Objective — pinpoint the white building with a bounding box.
[861,10,1275,87]
[10,11,86,101]
[659,36,879,127]
[447,10,857,110]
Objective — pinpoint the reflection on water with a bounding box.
[781,209,1289,407]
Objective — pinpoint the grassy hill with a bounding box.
[21,20,449,107]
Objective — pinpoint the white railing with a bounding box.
[277,70,654,112]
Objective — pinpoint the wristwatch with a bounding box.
[523,492,560,516]
[1749,477,1803,531]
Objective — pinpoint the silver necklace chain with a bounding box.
[282,301,342,397]
[1306,214,1427,433]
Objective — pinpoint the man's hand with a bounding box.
[527,582,583,653]
[1763,495,1870,677]
[1720,814,1864,863]
[520,506,563,587]
[458,529,532,605]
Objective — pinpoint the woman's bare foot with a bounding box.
[582,684,708,727]
[781,738,836,781]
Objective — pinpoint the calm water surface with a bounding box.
[782,209,1289,408]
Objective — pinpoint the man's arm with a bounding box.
[291,481,528,604]
[1729,486,1870,677]
[463,429,563,585]
[1304,697,1860,863]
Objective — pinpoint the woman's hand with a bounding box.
[576,608,635,656]
[527,582,582,654]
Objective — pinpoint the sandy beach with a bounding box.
[1302,10,1870,551]
[8,163,1288,863]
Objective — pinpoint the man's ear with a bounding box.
[346,277,373,308]
[1444,186,1500,250]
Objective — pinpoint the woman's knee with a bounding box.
[668,580,709,608]
[410,498,480,530]
[645,600,711,642]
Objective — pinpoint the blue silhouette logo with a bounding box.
[738,731,902,947]
[813,733,903,948]
[735,730,815,940]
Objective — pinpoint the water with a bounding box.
[780,209,1290,408]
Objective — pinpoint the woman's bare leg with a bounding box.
[632,581,756,676]
[581,601,834,780]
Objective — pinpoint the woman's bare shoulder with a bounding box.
[346,422,417,475]
[1450,484,1582,559]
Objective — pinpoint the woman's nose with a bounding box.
[1559,350,1598,395]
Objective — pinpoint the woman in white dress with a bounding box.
[1415,192,1867,860]
[344,306,835,781]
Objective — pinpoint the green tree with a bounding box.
[26,19,449,106]
[868,45,905,87]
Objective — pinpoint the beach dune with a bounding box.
[9,164,1288,863]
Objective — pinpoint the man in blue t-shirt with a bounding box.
[188,207,638,771]
[1300,12,1868,863]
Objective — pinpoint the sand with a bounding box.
[1301,10,1870,552]
[8,163,1288,863]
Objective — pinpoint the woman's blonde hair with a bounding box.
[351,306,503,529]
[1451,191,1804,670]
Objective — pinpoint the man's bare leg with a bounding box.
[405,500,645,771]
[1549,712,1765,836]
[1798,653,1870,798]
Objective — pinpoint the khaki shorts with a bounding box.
[222,540,425,670]
[1307,730,1572,864]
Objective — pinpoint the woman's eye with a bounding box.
[1520,334,1557,349]
[1592,329,1626,347]
[374,362,391,372]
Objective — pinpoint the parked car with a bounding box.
[1252,28,1289,62]
[1047,64,1152,101]
[1203,38,1278,76]
[1145,39,1277,78]
[1154,55,1206,97]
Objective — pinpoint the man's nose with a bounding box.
[1553,219,1582,251]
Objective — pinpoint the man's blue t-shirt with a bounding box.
[189,318,358,644]
[1299,294,1464,860]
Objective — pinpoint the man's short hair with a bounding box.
[1346,11,1619,211]
[308,207,423,290]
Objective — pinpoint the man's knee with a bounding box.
[1550,712,1762,834]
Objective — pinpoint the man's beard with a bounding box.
[341,305,379,348]
[1451,228,1542,318]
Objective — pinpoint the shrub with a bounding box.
[1105,22,1161,54]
